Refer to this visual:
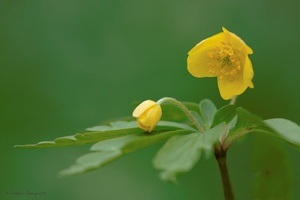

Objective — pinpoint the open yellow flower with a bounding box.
[187,27,254,100]
[132,100,162,132]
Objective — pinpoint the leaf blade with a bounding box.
[153,123,226,181]
[14,127,143,148]
[224,107,271,149]
[211,105,237,128]
[264,118,300,146]
[59,129,192,176]
[15,120,194,148]
[199,99,217,130]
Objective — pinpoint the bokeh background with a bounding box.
[1,0,300,199]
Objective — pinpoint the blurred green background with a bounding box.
[1,0,300,199]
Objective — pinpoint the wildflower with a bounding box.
[187,27,254,100]
[132,100,162,132]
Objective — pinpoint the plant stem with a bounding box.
[157,97,204,133]
[214,95,237,199]
[215,148,235,200]
[229,96,237,105]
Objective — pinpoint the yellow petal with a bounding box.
[132,100,162,132]
[243,56,254,88]
[148,106,162,131]
[132,100,156,117]
[222,27,253,55]
[187,31,229,78]
[188,31,228,56]
[137,106,162,132]
[187,48,216,78]
[217,70,248,100]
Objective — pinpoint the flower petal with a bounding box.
[188,31,228,56]
[217,70,248,100]
[187,31,229,78]
[187,48,216,78]
[222,27,253,54]
[243,56,254,88]
[132,100,156,117]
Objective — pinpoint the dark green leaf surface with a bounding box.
[59,129,192,176]
[199,99,217,130]
[222,110,300,150]
[211,105,237,128]
[224,107,271,149]
[264,118,300,147]
[153,123,226,182]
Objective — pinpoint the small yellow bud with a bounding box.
[132,100,162,132]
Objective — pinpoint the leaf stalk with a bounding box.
[157,97,204,133]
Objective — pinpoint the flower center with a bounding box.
[207,42,241,81]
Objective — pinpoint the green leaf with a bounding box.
[251,134,292,199]
[152,123,226,182]
[211,105,237,128]
[15,121,192,148]
[59,151,121,177]
[59,129,192,176]
[199,99,217,130]
[264,118,300,147]
[92,129,192,153]
[86,121,137,131]
[224,107,270,150]
[14,127,142,148]
[157,121,196,132]
[190,110,205,130]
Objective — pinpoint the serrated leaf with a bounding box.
[211,105,237,128]
[59,129,192,176]
[91,129,192,153]
[153,123,226,182]
[88,121,196,132]
[15,127,143,148]
[15,120,194,148]
[199,99,217,130]
[59,151,122,176]
[86,121,137,131]
[223,107,271,150]
[157,121,196,132]
[264,118,300,147]
[251,134,292,199]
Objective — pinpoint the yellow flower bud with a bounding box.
[132,100,162,132]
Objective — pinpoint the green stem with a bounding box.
[214,95,238,199]
[215,148,235,200]
[157,97,204,133]
[229,96,237,105]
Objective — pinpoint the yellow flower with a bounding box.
[187,27,254,100]
[132,100,162,132]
